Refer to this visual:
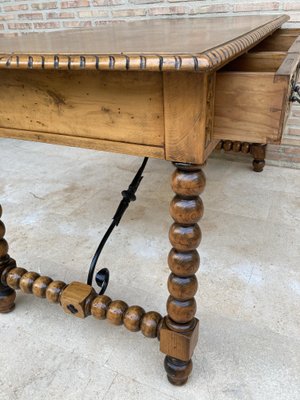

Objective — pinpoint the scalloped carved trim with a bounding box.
[0,53,209,72]
[203,14,289,70]
[0,15,289,72]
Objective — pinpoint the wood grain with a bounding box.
[0,70,164,147]
[161,163,205,385]
[1,27,297,164]
[216,140,267,172]
[275,35,300,81]
[0,15,289,72]
[60,281,96,319]
[0,206,17,314]
[0,127,164,160]
[251,143,267,172]
[253,28,300,52]
[213,72,288,144]
[214,30,300,146]
[164,355,193,386]
[222,51,287,73]
[1,258,163,337]
[163,72,208,164]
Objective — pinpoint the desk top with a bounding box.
[0,14,289,72]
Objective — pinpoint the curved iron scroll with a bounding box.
[87,157,149,294]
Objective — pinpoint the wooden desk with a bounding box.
[0,15,299,386]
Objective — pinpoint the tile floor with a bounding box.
[0,138,299,400]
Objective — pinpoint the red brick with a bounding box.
[63,20,92,28]
[78,10,109,17]
[18,13,44,20]
[287,118,300,127]
[148,6,186,15]
[0,24,4,30]
[95,20,124,25]
[289,157,300,163]
[190,4,230,14]
[61,0,90,8]
[8,22,32,30]
[93,0,126,5]
[112,8,147,17]
[31,2,57,10]
[47,12,75,19]
[4,4,28,12]
[283,146,300,155]
[33,21,61,29]
[0,13,14,21]
[287,127,300,136]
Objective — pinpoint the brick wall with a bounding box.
[0,0,300,35]
[0,0,300,168]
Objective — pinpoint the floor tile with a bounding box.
[0,139,299,400]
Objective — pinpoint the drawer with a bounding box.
[213,29,300,144]
[0,70,165,159]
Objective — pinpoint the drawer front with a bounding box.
[213,72,288,144]
[213,31,300,145]
[0,69,165,155]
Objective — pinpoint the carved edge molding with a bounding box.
[0,15,289,72]
[202,14,289,70]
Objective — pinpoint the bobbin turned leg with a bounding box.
[0,205,17,313]
[160,163,205,385]
[251,144,267,172]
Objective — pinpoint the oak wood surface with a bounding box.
[275,41,300,80]
[0,17,295,164]
[60,281,96,319]
[222,51,287,72]
[253,28,300,52]
[163,72,208,164]
[0,15,289,72]
[0,15,282,54]
[0,69,213,164]
[0,70,164,147]
[0,127,165,159]
[214,30,300,145]
[214,72,288,143]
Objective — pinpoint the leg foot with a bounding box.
[251,144,266,172]
[160,163,205,385]
[164,356,193,386]
[0,204,17,313]
[0,286,16,313]
[252,159,265,172]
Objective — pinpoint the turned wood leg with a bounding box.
[251,144,267,172]
[0,205,17,313]
[160,163,205,385]
[216,141,267,172]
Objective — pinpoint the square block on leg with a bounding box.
[60,281,96,319]
[160,317,199,362]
